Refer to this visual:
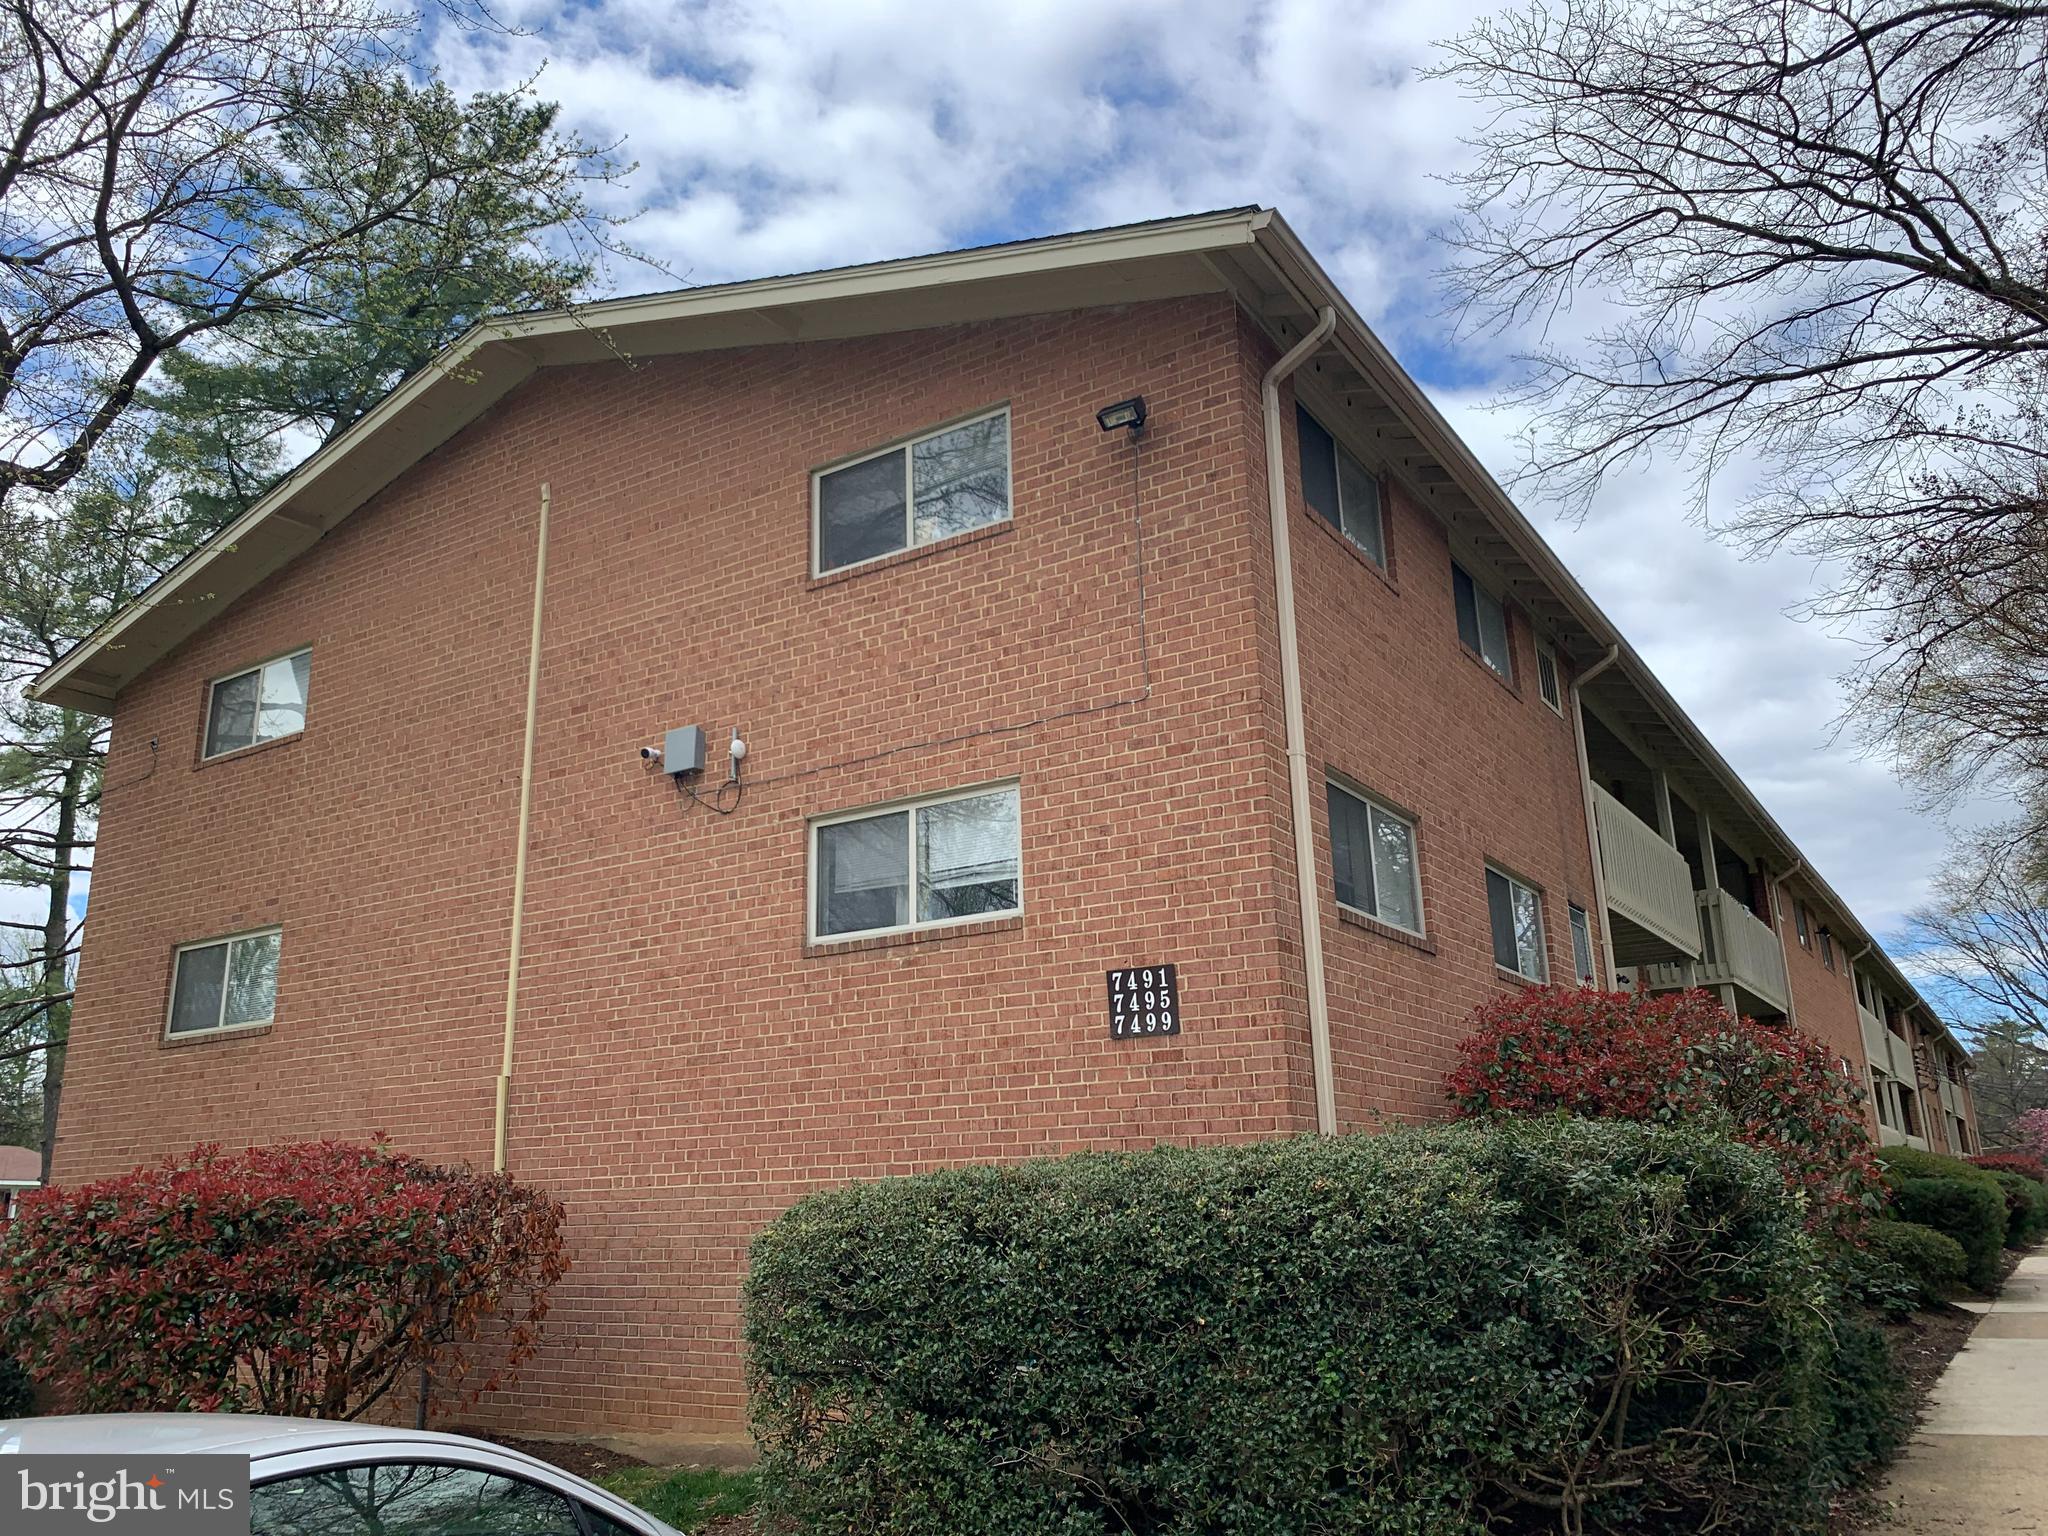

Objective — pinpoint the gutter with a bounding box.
[1261,305,1340,1136]
[1569,645,1622,984]
[494,482,552,1174]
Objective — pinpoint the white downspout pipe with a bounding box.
[1775,855,1804,1027]
[1262,306,1339,1135]
[494,482,552,1173]
[1570,645,1621,985]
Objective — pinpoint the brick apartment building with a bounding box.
[33,207,1978,1443]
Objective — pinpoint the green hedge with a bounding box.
[1988,1171,2048,1249]
[746,1119,1894,1536]
[1862,1220,1968,1309]
[1877,1147,2008,1290]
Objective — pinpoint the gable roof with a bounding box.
[29,206,1961,1053]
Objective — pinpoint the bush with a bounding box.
[747,1118,1894,1536]
[1446,986,1881,1239]
[0,1140,567,1417]
[1972,1151,2048,1184]
[1988,1171,2048,1249]
[1877,1147,2008,1291]
[1859,1220,1969,1309]
[0,1352,31,1418]
[1818,1311,1909,1473]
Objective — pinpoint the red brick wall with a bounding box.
[64,296,1318,1438]
[54,287,1923,1442]
[1266,363,1603,1130]
[1777,889,1877,1131]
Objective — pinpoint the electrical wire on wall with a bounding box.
[674,401,1157,812]
[677,772,744,817]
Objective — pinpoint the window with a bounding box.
[813,409,1010,573]
[205,649,311,758]
[1535,643,1563,714]
[811,785,1020,940]
[1486,866,1547,981]
[1795,901,1811,948]
[1296,406,1387,568]
[1568,903,1596,984]
[1820,927,1835,970]
[252,1463,584,1536]
[1452,562,1512,680]
[1326,782,1421,934]
[168,928,281,1037]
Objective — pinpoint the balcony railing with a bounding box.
[1693,888,1790,1015]
[1940,1075,1965,1118]
[1591,784,1701,963]
[1858,1004,1890,1079]
[1647,888,1790,1014]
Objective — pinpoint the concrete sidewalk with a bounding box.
[1870,1249,2048,1534]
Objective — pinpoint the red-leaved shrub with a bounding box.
[1971,1151,2048,1184]
[1447,986,1881,1239]
[0,1140,566,1418]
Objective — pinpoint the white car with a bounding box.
[0,1415,685,1536]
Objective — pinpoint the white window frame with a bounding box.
[807,781,1022,943]
[1486,864,1549,982]
[1567,902,1596,983]
[1325,778,1425,937]
[202,646,312,760]
[1535,641,1564,715]
[165,925,283,1040]
[810,405,1013,577]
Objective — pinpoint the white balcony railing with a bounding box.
[1858,1004,1889,1079]
[1692,887,1790,1015]
[1591,784,1701,959]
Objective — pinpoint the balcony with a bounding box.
[1591,784,1701,965]
[1646,888,1789,1017]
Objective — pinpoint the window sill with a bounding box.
[1303,509,1398,594]
[161,1021,274,1049]
[806,520,1012,591]
[1459,644,1523,701]
[193,731,303,772]
[1336,904,1435,955]
[804,913,1022,958]
[1493,964,1545,990]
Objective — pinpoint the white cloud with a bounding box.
[417,0,1970,941]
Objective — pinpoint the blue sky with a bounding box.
[15,0,1975,961]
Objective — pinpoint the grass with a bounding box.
[596,1465,759,1532]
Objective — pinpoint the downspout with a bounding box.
[1569,645,1621,985]
[494,482,552,1174]
[1262,305,1340,1136]
[1775,855,1804,1027]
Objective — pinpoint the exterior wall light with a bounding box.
[1096,396,1147,433]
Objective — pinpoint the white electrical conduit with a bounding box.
[1261,306,1340,1136]
[495,482,552,1174]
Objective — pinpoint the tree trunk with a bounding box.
[37,735,84,1184]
